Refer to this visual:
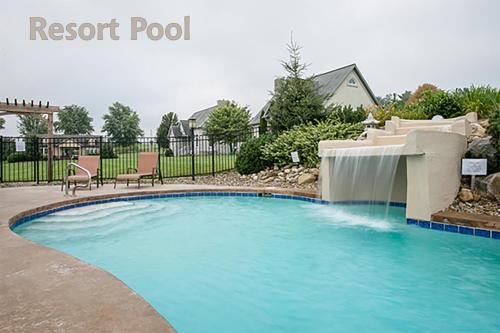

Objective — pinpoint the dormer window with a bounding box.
[347,78,358,87]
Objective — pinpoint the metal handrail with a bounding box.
[65,162,91,196]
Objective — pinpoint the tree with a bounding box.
[55,105,94,135]
[17,114,48,136]
[268,39,327,133]
[157,112,178,148]
[204,101,251,150]
[102,102,143,145]
[406,84,439,105]
[0,117,5,131]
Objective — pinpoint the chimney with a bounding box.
[274,78,284,92]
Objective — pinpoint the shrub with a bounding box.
[327,105,366,124]
[489,111,500,151]
[164,147,174,157]
[454,85,500,119]
[370,104,428,126]
[406,83,439,105]
[100,142,118,159]
[7,152,35,163]
[415,90,464,119]
[262,122,363,166]
[235,134,274,174]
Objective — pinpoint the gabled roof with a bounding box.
[313,64,377,102]
[250,63,377,124]
[168,120,191,137]
[189,105,218,128]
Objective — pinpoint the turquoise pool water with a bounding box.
[15,196,500,333]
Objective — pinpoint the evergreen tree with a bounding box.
[157,112,178,148]
[268,39,327,133]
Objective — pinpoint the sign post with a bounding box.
[461,159,487,191]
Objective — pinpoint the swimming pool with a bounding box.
[14,195,500,333]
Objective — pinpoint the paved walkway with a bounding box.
[0,184,315,332]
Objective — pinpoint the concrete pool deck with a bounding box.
[0,184,316,332]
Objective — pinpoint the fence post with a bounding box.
[157,137,163,183]
[99,136,103,184]
[211,135,215,177]
[0,136,3,183]
[32,136,37,184]
[191,130,195,181]
[35,137,40,184]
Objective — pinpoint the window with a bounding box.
[347,78,358,87]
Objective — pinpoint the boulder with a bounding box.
[458,188,474,202]
[310,168,320,177]
[284,169,292,174]
[476,172,500,202]
[466,136,499,172]
[470,123,487,138]
[298,173,316,185]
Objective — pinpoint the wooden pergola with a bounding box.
[0,98,60,181]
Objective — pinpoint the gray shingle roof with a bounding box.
[168,120,191,137]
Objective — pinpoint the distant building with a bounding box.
[168,100,226,156]
[251,63,378,127]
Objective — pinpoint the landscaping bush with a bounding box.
[7,152,36,163]
[327,105,366,124]
[370,104,428,126]
[101,142,118,159]
[489,111,500,151]
[455,85,500,119]
[262,122,363,166]
[164,147,174,157]
[235,134,274,174]
[416,90,464,119]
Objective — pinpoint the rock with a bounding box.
[479,119,489,129]
[291,167,298,173]
[470,123,487,138]
[284,169,292,174]
[298,173,316,185]
[466,136,499,171]
[297,166,304,172]
[252,175,258,181]
[262,177,274,183]
[278,172,285,177]
[473,193,481,201]
[477,172,500,202]
[458,188,474,202]
[273,165,279,171]
[240,175,247,179]
[310,168,320,177]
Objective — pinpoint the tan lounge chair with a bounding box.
[114,152,162,188]
[61,155,102,192]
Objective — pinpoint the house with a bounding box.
[251,63,378,127]
[168,100,226,156]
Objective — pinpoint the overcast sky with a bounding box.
[1,0,499,136]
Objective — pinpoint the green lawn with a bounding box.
[1,153,236,182]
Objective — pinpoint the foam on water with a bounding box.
[310,204,395,231]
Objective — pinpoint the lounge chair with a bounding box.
[114,152,162,188]
[61,155,102,192]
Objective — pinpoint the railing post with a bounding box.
[191,130,195,181]
[99,136,103,184]
[32,136,37,184]
[0,136,3,183]
[35,137,40,184]
[211,135,215,177]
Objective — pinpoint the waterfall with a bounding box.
[322,145,403,211]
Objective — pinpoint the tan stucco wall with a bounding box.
[326,71,376,108]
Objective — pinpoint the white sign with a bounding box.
[461,159,487,176]
[15,140,26,152]
[291,151,300,163]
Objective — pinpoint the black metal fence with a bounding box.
[0,131,257,183]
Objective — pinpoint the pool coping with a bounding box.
[2,185,498,332]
